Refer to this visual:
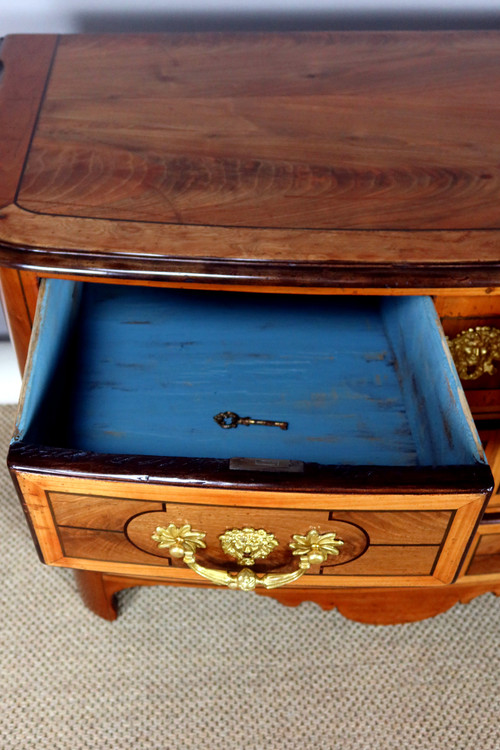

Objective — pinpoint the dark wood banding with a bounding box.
[1,242,500,288]
[8,442,494,495]
[480,512,500,524]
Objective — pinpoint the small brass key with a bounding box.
[214,411,288,430]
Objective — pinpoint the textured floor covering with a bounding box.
[1,403,500,749]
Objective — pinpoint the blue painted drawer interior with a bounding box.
[15,280,485,470]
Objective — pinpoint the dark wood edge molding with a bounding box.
[1,242,500,288]
[0,35,58,208]
[8,442,494,494]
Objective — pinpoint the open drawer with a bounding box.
[9,280,493,590]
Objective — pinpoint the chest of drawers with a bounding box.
[1,31,500,623]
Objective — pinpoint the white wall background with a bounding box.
[1,0,500,36]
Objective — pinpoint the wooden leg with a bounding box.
[74,570,184,620]
[74,570,119,621]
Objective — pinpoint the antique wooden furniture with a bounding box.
[1,32,500,624]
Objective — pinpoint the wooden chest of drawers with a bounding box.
[1,31,500,623]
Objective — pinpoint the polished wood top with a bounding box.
[1,32,500,287]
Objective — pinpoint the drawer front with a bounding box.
[436,296,500,419]
[479,426,500,511]
[458,518,500,580]
[13,472,486,587]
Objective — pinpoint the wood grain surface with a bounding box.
[0,35,57,209]
[466,532,500,576]
[458,519,500,578]
[48,490,451,545]
[0,268,38,371]
[126,509,369,572]
[1,33,500,286]
[16,33,500,230]
[10,471,488,586]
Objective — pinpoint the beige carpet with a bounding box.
[1,404,500,749]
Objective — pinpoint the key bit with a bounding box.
[214,411,288,430]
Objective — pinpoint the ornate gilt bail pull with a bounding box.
[447,326,500,380]
[214,411,288,430]
[151,524,343,591]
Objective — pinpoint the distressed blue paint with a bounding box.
[381,296,485,467]
[13,280,82,444]
[16,281,485,467]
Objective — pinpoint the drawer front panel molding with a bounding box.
[12,473,486,588]
[458,519,500,580]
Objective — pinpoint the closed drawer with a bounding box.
[9,280,493,589]
[478,423,500,511]
[457,515,500,580]
[435,296,500,419]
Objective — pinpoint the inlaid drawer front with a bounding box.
[9,280,493,590]
[458,518,500,580]
[12,473,487,587]
[435,296,500,419]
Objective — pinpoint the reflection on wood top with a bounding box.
[1,32,500,286]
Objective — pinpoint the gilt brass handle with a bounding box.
[151,524,344,591]
[447,326,500,380]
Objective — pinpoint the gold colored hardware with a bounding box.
[447,326,500,380]
[289,529,345,564]
[213,411,288,430]
[151,524,343,591]
[219,527,279,565]
[151,524,206,558]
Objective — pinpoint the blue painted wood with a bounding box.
[13,280,82,445]
[15,280,486,468]
[381,297,485,467]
